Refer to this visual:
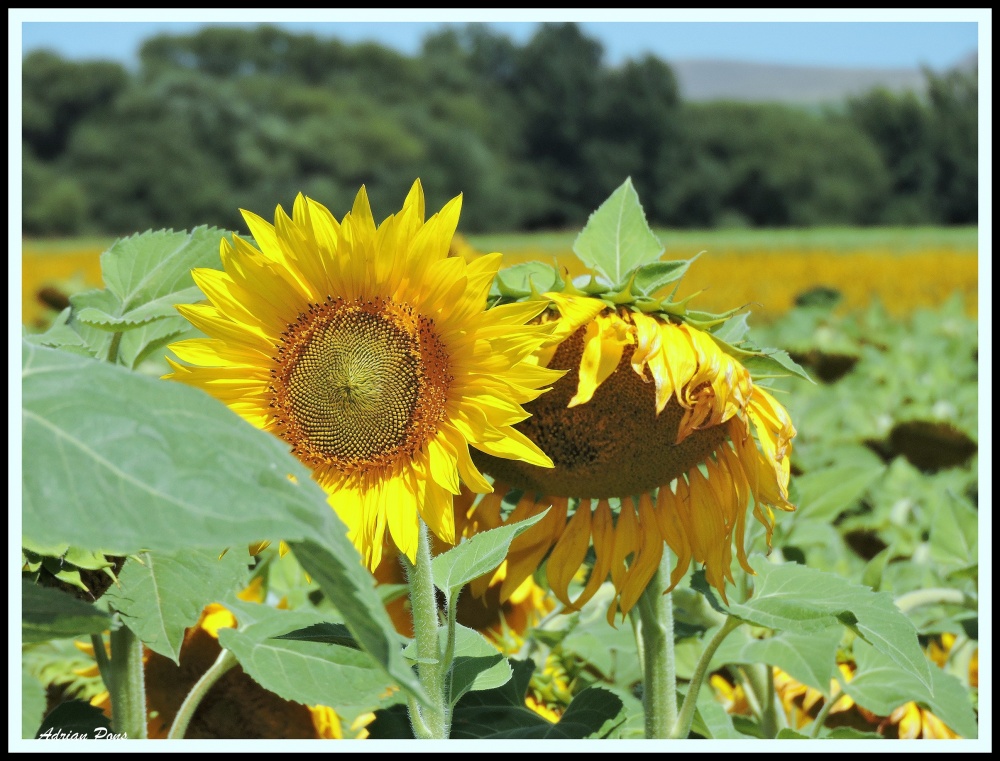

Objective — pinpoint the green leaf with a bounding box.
[24,307,91,357]
[630,258,695,297]
[273,622,361,649]
[448,627,509,704]
[289,539,430,708]
[493,261,561,298]
[929,493,978,569]
[822,727,885,739]
[432,510,548,596]
[727,557,931,689]
[69,288,124,330]
[843,640,978,738]
[711,626,841,694]
[487,687,625,739]
[572,177,663,283]
[22,341,342,555]
[792,448,886,523]
[217,603,402,726]
[103,549,250,663]
[692,687,745,739]
[22,580,112,643]
[440,624,509,704]
[712,312,752,345]
[741,346,814,382]
[118,316,196,371]
[82,227,229,329]
[776,728,810,739]
[860,545,895,592]
[21,668,46,739]
[35,700,112,739]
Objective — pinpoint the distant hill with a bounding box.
[670,58,935,103]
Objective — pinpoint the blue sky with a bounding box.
[15,11,983,71]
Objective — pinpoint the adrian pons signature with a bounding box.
[37,727,127,740]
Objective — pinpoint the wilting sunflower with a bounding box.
[469,290,797,623]
[166,181,560,568]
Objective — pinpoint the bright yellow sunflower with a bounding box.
[165,181,560,569]
[468,291,796,623]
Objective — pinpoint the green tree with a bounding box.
[22,51,128,161]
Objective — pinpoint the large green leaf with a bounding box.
[843,640,978,739]
[405,624,509,706]
[288,539,430,708]
[791,447,886,523]
[218,603,402,725]
[711,626,841,694]
[431,511,548,596]
[103,549,251,663]
[21,668,46,739]
[929,493,978,569]
[486,687,625,739]
[74,227,228,329]
[22,341,341,555]
[572,178,663,283]
[22,580,111,643]
[35,700,112,740]
[727,557,931,689]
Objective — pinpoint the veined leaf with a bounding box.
[843,640,977,739]
[103,550,251,663]
[22,580,111,643]
[432,510,548,596]
[726,556,931,689]
[83,227,229,328]
[573,178,663,283]
[22,341,342,555]
[218,603,402,726]
[711,625,841,694]
[289,540,431,708]
[630,257,697,297]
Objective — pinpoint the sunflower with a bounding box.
[468,291,796,623]
[166,181,560,568]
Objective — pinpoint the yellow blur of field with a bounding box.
[22,227,977,327]
[467,227,978,322]
[21,241,106,327]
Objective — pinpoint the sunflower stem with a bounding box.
[671,615,743,739]
[808,681,850,739]
[89,632,111,681]
[166,648,237,739]
[108,623,147,739]
[634,555,676,739]
[105,331,123,365]
[403,522,449,739]
[894,587,977,613]
[743,663,779,739]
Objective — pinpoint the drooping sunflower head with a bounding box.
[462,180,803,623]
[166,181,561,569]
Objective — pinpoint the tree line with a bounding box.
[22,23,978,236]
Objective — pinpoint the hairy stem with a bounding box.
[108,624,147,739]
[403,522,448,739]
[633,556,676,738]
[167,649,237,739]
[672,616,743,739]
[895,587,977,613]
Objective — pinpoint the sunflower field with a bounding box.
[20,180,981,745]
